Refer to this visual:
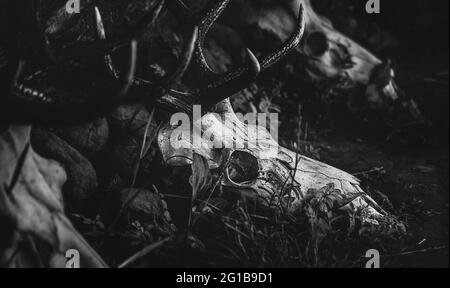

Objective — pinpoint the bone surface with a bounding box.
[158,99,384,220]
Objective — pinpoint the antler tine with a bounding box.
[193,0,232,76]
[166,0,231,77]
[93,0,165,55]
[94,5,143,82]
[94,7,137,103]
[158,26,198,90]
[115,39,138,103]
[94,6,118,79]
[157,47,260,113]
[193,3,306,109]
[130,26,198,98]
[197,0,231,40]
[200,48,261,108]
[259,4,306,70]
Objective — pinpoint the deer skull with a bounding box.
[155,0,384,221]
[158,99,384,220]
[290,0,406,117]
[220,0,420,121]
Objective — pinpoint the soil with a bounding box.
[317,133,449,267]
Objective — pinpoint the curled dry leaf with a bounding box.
[0,126,106,267]
[189,153,211,202]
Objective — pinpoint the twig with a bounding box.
[130,107,156,187]
[2,241,21,267]
[352,167,385,177]
[6,143,29,195]
[118,237,171,268]
[381,246,447,258]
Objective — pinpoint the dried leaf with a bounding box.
[0,126,106,267]
[189,153,210,202]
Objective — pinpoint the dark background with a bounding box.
[316,0,449,139]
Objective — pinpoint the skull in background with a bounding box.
[289,0,416,119]
[221,0,422,122]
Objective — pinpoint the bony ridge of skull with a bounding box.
[158,100,384,221]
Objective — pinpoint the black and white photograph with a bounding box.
[0,0,448,271]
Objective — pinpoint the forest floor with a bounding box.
[318,133,449,267]
[64,0,448,268]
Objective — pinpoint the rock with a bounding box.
[31,128,98,213]
[109,105,161,183]
[120,188,164,218]
[109,105,157,138]
[110,138,140,183]
[55,117,109,157]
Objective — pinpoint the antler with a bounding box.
[34,0,166,67]
[158,0,306,112]
[93,4,198,100]
[0,1,140,125]
[1,0,305,122]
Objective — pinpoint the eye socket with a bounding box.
[304,31,329,57]
[226,151,259,186]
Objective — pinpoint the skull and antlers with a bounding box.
[155,0,384,217]
[0,0,386,268]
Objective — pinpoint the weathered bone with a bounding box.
[220,0,421,120]
[294,0,384,86]
[289,0,405,116]
[155,0,385,221]
[158,99,384,220]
